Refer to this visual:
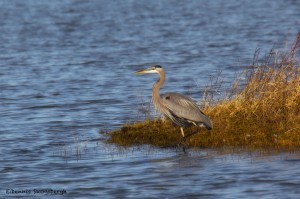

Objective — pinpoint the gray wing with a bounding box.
[160,92,212,129]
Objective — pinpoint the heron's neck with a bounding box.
[152,70,165,107]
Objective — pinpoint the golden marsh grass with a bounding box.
[106,33,300,149]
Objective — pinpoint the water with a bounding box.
[1,0,300,198]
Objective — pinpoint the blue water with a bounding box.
[1,0,300,198]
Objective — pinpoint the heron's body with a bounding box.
[135,65,212,139]
[160,92,212,129]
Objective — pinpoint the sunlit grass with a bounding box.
[106,33,300,149]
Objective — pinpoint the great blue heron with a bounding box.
[135,65,212,143]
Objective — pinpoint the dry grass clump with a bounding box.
[107,33,300,149]
[107,119,181,147]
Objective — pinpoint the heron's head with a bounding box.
[135,65,163,74]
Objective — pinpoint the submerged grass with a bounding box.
[107,33,300,149]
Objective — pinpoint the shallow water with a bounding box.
[1,0,300,198]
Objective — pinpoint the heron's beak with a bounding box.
[134,69,147,74]
[134,67,155,74]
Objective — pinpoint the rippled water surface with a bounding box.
[1,0,300,198]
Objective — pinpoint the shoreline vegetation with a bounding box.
[106,33,300,149]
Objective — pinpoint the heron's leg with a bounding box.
[178,128,199,153]
[180,127,185,137]
[179,129,199,145]
[178,127,187,147]
[177,137,187,153]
